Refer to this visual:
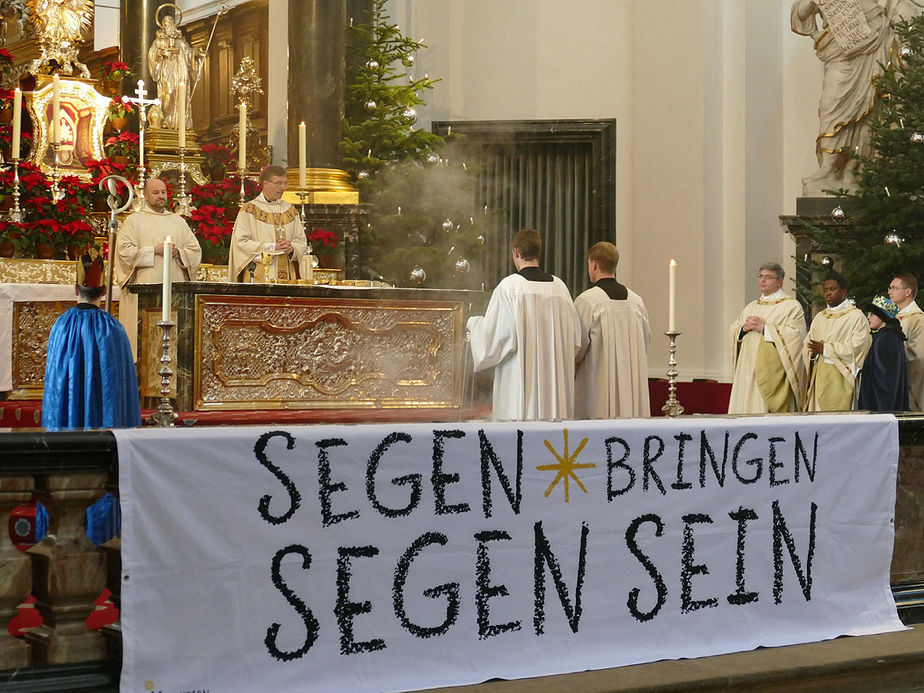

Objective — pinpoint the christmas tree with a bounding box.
[341,0,442,183]
[341,0,489,288]
[805,15,924,303]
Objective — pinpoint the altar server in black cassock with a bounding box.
[858,295,909,412]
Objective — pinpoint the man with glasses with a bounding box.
[889,273,924,410]
[727,262,806,414]
[228,165,307,282]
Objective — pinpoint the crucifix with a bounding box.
[124,79,160,208]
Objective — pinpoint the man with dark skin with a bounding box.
[803,273,871,411]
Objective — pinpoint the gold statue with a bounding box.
[147,4,204,130]
[26,0,93,76]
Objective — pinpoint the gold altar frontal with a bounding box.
[132,282,482,412]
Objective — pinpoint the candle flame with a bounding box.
[669,258,677,267]
[164,236,173,244]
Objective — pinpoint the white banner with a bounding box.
[116,415,904,693]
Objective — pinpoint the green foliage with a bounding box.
[341,0,488,288]
[809,16,924,303]
[341,0,443,187]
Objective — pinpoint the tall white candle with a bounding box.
[177,82,186,149]
[162,236,173,322]
[668,258,677,332]
[238,102,247,171]
[298,121,307,189]
[51,74,60,144]
[11,88,21,159]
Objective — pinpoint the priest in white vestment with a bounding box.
[228,165,307,282]
[467,228,582,421]
[115,178,202,358]
[890,273,924,411]
[803,273,871,412]
[727,263,806,414]
[574,241,650,419]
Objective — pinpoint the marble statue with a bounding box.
[792,0,924,196]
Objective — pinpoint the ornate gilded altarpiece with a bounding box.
[133,283,478,412]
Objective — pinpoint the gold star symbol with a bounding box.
[145,682,155,692]
[537,428,596,502]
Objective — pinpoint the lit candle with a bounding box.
[162,236,173,322]
[51,74,60,144]
[177,81,186,149]
[238,102,247,171]
[11,88,21,160]
[299,121,307,189]
[668,258,677,332]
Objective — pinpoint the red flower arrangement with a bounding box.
[0,88,13,109]
[308,228,340,249]
[201,142,232,164]
[187,205,233,263]
[104,130,140,160]
[99,60,132,81]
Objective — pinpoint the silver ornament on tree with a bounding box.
[409,265,427,285]
[365,59,380,71]
[401,107,418,125]
[476,234,486,245]
[884,231,905,247]
[364,99,377,111]
[425,152,440,165]
[830,205,846,220]
[901,46,914,59]
[357,170,370,180]
[911,132,924,144]
[453,257,470,275]
[441,218,454,232]
[821,256,834,266]
[402,53,416,67]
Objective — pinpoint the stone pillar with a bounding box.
[288,0,346,169]
[0,477,34,669]
[120,0,161,91]
[26,473,108,665]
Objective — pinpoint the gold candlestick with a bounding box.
[174,147,190,216]
[238,166,247,207]
[49,143,64,202]
[8,158,22,223]
[661,330,684,417]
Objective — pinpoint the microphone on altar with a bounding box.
[359,264,387,283]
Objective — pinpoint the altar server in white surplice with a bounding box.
[574,242,650,419]
[228,165,307,282]
[889,273,924,411]
[467,228,582,421]
[803,272,871,412]
[115,178,202,358]
[727,262,806,414]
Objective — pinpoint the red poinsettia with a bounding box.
[308,228,340,249]
[104,130,140,159]
[99,60,131,80]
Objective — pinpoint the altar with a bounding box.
[131,282,485,412]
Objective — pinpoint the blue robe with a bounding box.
[41,304,141,430]
[858,325,909,412]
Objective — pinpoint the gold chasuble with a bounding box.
[803,303,871,412]
[898,301,924,411]
[228,195,306,282]
[727,295,806,414]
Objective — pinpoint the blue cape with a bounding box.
[41,304,141,430]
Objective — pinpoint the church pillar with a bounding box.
[119,0,161,90]
[287,0,346,170]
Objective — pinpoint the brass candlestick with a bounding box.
[238,166,247,207]
[174,147,190,216]
[150,320,178,427]
[8,157,22,222]
[661,331,684,417]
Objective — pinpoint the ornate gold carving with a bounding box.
[0,258,77,284]
[194,295,463,409]
[195,263,229,282]
[26,0,93,77]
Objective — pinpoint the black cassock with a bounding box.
[858,325,909,412]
